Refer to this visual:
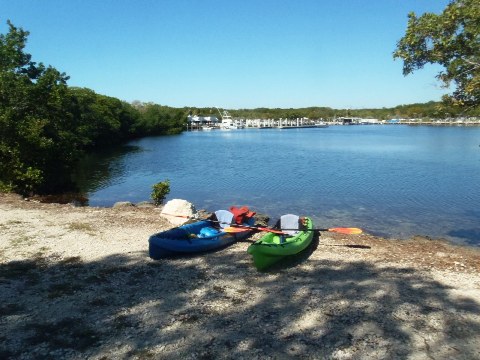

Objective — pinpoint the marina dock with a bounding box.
[186,116,480,130]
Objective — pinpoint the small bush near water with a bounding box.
[151,180,170,205]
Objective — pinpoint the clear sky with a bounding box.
[1,0,451,109]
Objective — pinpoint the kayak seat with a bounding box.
[280,214,300,236]
[214,210,234,230]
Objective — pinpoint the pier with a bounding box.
[186,115,480,131]
[386,118,480,126]
[187,117,328,130]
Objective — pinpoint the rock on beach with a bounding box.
[160,198,196,225]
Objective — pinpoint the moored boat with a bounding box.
[247,214,314,270]
[149,210,254,259]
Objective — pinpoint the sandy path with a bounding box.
[1,194,479,359]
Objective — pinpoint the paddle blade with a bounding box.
[224,227,250,233]
[327,227,363,235]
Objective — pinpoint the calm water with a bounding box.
[75,126,480,246]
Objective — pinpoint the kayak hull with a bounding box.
[149,220,252,259]
[247,217,314,270]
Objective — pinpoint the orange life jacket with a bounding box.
[229,206,256,224]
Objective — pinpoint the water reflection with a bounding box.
[73,145,143,197]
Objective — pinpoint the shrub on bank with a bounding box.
[151,180,170,205]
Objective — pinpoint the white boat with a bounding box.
[202,126,214,131]
[221,112,234,130]
[234,120,245,129]
[216,108,238,130]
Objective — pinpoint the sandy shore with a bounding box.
[1,193,479,359]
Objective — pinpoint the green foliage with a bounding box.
[0,21,187,196]
[151,180,170,205]
[132,103,187,136]
[394,0,480,110]
[0,21,76,194]
[0,180,14,193]
[229,107,336,120]
[68,87,140,148]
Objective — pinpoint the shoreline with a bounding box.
[1,193,479,358]
[30,192,480,250]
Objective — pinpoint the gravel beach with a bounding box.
[1,193,479,359]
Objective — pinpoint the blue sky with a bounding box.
[1,0,451,109]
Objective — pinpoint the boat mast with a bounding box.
[215,107,224,121]
[215,107,232,122]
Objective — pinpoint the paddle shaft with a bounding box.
[162,212,253,227]
[161,213,362,235]
[281,228,355,232]
[227,224,362,235]
[161,213,236,224]
[161,213,196,219]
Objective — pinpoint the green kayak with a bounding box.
[247,215,314,270]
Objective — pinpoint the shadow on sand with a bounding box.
[1,238,479,359]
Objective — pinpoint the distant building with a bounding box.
[360,118,380,125]
[339,117,361,125]
[187,115,219,124]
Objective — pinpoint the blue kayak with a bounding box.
[149,210,254,259]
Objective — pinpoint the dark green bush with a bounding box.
[151,180,170,205]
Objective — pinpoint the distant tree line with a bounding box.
[0,21,187,195]
[194,101,476,121]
